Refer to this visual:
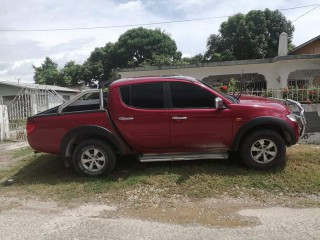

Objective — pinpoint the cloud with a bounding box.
[6,61,33,75]
[117,1,144,11]
[0,36,94,82]
[0,62,12,72]
[0,38,92,62]
[0,0,319,82]
[0,61,34,82]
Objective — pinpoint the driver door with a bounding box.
[168,81,232,152]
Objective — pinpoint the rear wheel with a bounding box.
[239,130,286,169]
[73,139,116,176]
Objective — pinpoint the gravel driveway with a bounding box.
[0,197,319,240]
[0,141,319,239]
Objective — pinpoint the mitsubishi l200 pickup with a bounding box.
[27,76,306,176]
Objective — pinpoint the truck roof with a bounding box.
[110,75,199,88]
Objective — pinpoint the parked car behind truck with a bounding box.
[27,76,306,176]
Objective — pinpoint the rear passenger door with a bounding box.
[111,82,170,153]
[168,81,232,151]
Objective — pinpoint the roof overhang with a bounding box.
[289,35,320,55]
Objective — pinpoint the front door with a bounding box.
[168,82,232,152]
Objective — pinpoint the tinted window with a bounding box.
[120,86,131,106]
[120,83,164,109]
[170,82,215,108]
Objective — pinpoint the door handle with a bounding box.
[119,117,134,121]
[172,116,187,120]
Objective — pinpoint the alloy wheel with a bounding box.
[250,139,278,164]
[81,148,106,172]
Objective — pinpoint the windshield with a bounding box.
[199,80,238,103]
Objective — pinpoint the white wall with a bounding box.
[120,57,320,89]
[0,105,10,141]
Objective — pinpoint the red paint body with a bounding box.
[27,111,115,154]
[27,77,301,156]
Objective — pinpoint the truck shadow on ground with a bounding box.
[3,153,286,187]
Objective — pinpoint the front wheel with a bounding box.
[73,139,117,176]
[239,130,286,169]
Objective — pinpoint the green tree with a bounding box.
[34,28,181,86]
[61,61,83,86]
[79,28,180,85]
[33,57,65,86]
[204,34,235,61]
[115,27,179,67]
[81,42,119,85]
[187,54,205,64]
[179,54,205,65]
[205,9,294,61]
[81,60,103,85]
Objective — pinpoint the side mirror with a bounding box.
[215,97,224,109]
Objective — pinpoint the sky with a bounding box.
[0,0,319,83]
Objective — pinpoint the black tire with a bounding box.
[239,130,286,169]
[73,139,117,176]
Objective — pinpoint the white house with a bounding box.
[119,34,320,90]
[0,81,79,115]
[0,81,79,139]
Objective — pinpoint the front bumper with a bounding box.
[270,98,306,138]
[286,99,306,138]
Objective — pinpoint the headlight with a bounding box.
[287,113,297,122]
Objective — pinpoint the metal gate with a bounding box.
[1,87,66,141]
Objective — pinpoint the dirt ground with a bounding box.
[0,141,320,239]
[0,141,29,152]
[0,195,319,240]
[0,141,29,169]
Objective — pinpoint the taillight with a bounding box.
[26,120,37,135]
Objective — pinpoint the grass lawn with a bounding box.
[0,144,319,204]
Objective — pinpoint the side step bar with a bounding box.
[139,152,229,162]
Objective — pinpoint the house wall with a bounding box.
[57,91,77,101]
[0,85,21,97]
[31,91,78,114]
[46,91,78,108]
[119,55,320,89]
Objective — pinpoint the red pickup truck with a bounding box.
[27,76,306,176]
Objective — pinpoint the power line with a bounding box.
[1,16,231,32]
[0,3,319,32]
[292,4,320,22]
[279,3,320,11]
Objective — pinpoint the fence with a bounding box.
[2,85,320,141]
[239,88,320,104]
[0,87,66,141]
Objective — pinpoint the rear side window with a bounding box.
[169,82,215,108]
[120,83,164,109]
